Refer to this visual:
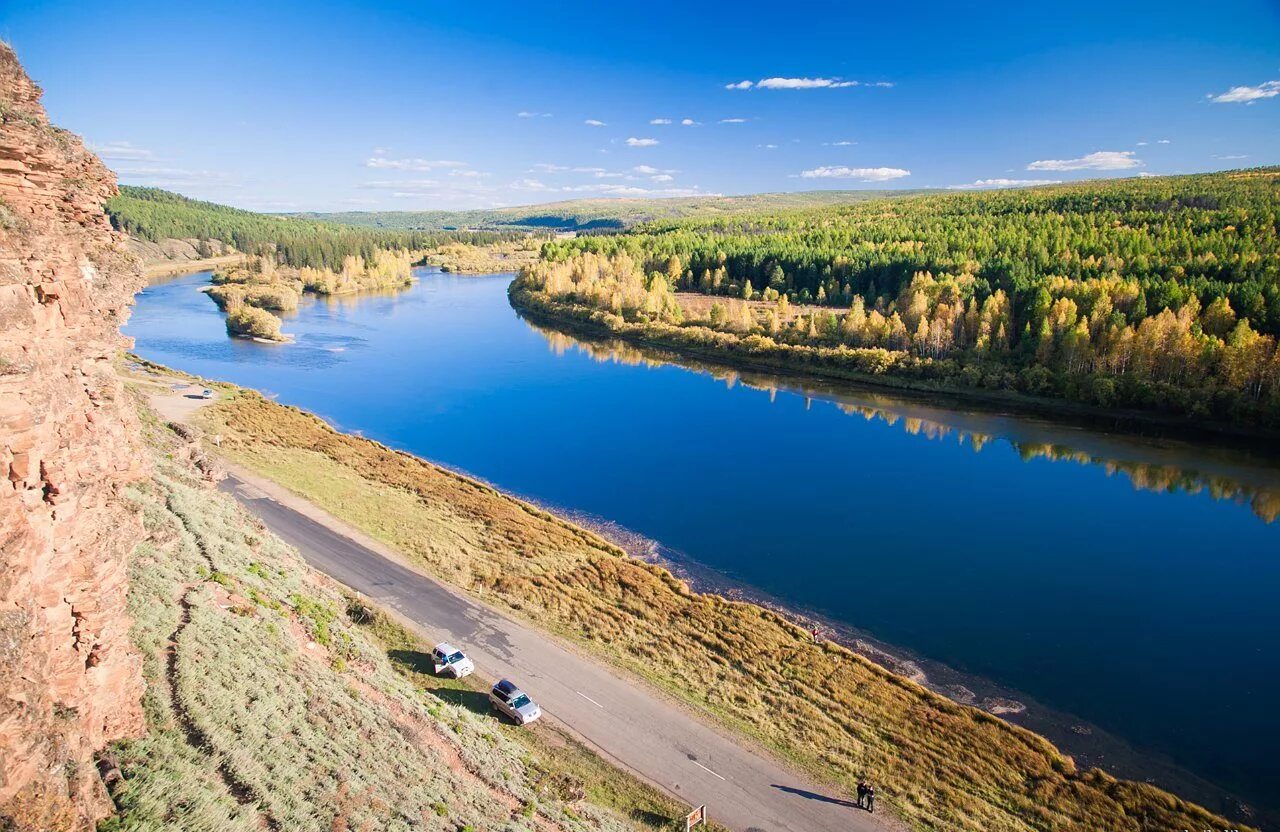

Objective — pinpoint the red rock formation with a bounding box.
[0,44,146,831]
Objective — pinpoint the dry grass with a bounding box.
[193,388,1250,832]
[104,405,647,832]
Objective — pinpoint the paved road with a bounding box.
[219,472,893,832]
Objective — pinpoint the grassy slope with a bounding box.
[291,190,932,232]
[190,387,1246,832]
[104,399,693,832]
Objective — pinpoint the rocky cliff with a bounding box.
[0,44,146,830]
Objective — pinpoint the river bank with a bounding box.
[508,281,1280,446]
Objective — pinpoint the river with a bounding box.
[125,268,1280,824]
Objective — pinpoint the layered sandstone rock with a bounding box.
[0,44,146,831]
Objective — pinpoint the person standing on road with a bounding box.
[856,780,868,808]
[865,782,876,813]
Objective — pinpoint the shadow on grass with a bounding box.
[387,649,492,715]
[428,686,491,715]
[388,648,436,676]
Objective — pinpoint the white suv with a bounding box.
[430,643,475,678]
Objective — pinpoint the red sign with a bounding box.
[685,805,707,830]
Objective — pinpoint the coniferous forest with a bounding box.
[107,186,519,269]
[513,169,1280,430]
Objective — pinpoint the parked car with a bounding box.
[489,679,541,725]
[430,642,475,678]
[200,388,214,399]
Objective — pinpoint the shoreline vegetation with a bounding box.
[187,383,1248,832]
[511,169,1280,434]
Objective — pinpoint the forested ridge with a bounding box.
[514,169,1280,429]
[107,186,518,268]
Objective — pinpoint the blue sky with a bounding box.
[4,0,1279,212]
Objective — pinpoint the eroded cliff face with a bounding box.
[0,44,146,830]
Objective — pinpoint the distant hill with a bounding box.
[290,189,936,232]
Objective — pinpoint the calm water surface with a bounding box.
[126,269,1280,817]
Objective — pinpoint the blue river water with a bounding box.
[125,268,1280,819]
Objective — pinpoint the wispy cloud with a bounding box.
[718,118,747,124]
[947,178,1063,190]
[823,140,856,146]
[517,111,553,118]
[626,137,660,147]
[1157,139,1172,144]
[584,119,607,127]
[1027,150,1142,171]
[364,157,468,171]
[632,165,677,175]
[757,143,778,149]
[88,140,155,162]
[649,118,673,125]
[799,166,910,181]
[651,174,674,182]
[681,118,699,126]
[728,77,893,90]
[1208,80,1280,104]
[114,165,236,188]
[1212,154,1249,160]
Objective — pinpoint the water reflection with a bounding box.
[531,323,1280,524]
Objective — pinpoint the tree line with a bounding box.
[107,186,520,269]
[516,169,1280,428]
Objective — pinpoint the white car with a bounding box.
[430,642,475,678]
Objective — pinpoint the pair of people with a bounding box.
[856,780,876,812]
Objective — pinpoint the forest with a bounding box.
[107,186,519,268]
[513,169,1280,429]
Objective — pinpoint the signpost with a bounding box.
[685,805,707,831]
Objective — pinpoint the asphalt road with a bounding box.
[220,472,893,832]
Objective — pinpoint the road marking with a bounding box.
[575,690,604,709]
[690,760,726,781]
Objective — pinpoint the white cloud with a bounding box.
[651,174,674,182]
[364,157,468,171]
[729,77,893,91]
[584,119,607,127]
[531,163,570,173]
[632,165,677,175]
[798,166,910,181]
[626,137,660,147]
[449,169,487,178]
[947,178,1063,190]
[1027,150,1142,171]
[88,141,155,161]
[1136,141,1148,146]
[681,118,699,126]
[1212,153,1249,160]
[718,118,747,124]
[824,140,856,146]
[650,118,673,125]
[1157,139,1172,144]
[517,111,553,118]
[1208,80,1280,104]
[114,166,236,188]
[758,143,778,149]
[758,77,859,89]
